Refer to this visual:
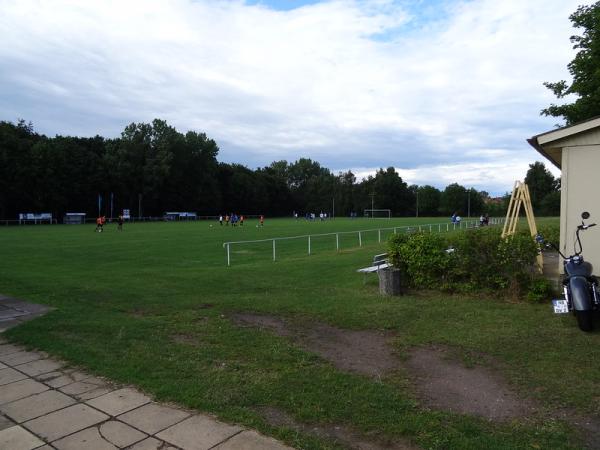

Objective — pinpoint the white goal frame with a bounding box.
[364,209,391,218]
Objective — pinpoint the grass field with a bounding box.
[1,216,598,449]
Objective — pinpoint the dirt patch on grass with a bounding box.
[405,346,534,421]
[235,314,292,338]
[234,314,538,423]
[257,406,419,450]
[235,313,600,447]
[573,417,600,450]
[579,421,600,450]
[553,409,600,450]
[129,308,148,318]
[170,334,200,346]
[234,313,537,423]
[196,303,214,309]
[232,313,399,378]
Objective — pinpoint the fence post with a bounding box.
[336,233,339,251]
[273,239,276,261]
[429,225,432,233]
[359,231,362,247]
[226,244,230,266]
[378,229,381,243]
[419,225,421,232]
[438,224,441,232]
[308,236,311,255]
[394,227,397,234]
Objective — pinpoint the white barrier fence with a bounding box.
[222,218,504,266]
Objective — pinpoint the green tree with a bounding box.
[467,189,486,217]
[542,2,600,124]
[0,120,40,218]
[439,183,467,216]
[416,185,441,216]
[104,119,222,216]
[438,184,485,217]
[539,190,561,216]
[265,160,290,186]
[524,161,557,211]
[368,167,413,216]
[335,170,356,216]
[105,120,175,215]
[286,158,332,212]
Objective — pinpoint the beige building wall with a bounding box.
[560,144,600,273]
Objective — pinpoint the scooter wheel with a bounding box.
[575,310,593,332]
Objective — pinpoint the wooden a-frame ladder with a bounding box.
[501,181,543,273]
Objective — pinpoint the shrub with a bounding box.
[388,231,452,289]
[527,277,556,303]
[451,227,510,290]
[387,228,539,298]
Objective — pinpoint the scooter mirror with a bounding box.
[582,211,590,219]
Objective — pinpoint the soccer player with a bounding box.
[95,216,103,232]
[259,215,264,227]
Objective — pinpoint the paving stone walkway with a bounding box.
[0,297,294,450]
[0,295,52,333]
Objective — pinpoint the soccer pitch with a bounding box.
[0,216,458,274]
[0,216,587,450]
[0,216,456,312]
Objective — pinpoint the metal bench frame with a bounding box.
[357,253,391,278]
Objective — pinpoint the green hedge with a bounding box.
[388,227,542,298]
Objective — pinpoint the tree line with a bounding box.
[0,118,557,220]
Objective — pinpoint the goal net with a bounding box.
[364,209,391,218]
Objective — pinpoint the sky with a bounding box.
[0,0,580,195]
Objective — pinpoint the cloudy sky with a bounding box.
[0,0,579,194]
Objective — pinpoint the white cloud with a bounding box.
[351,156,562,196]
[0,0,579,194]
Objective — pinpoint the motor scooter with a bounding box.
[536,212,599,331]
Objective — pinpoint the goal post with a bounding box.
[364,209,391,219]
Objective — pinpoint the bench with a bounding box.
[357,253,391,274]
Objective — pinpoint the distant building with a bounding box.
[484,197,504,205]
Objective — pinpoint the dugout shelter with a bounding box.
[63,213,86,224]
[164,212,197,221]
[19,213,53,224]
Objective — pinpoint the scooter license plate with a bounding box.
[552,299,569,314]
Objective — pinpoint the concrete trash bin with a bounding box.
[378,267,403,296]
